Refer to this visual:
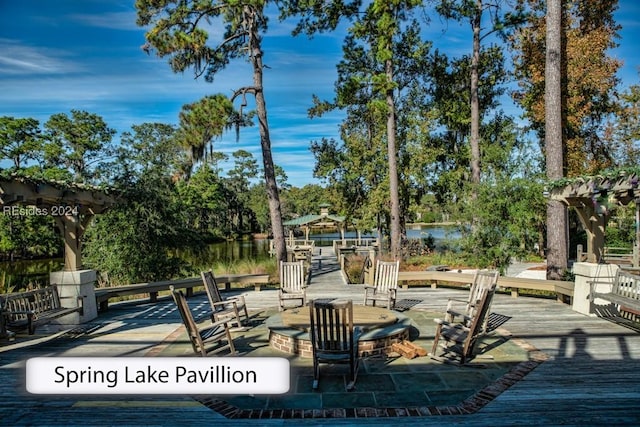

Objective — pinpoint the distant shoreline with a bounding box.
[407,222,458,227]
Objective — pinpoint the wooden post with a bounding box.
[574,203,606,263]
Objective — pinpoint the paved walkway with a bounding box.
[1,248,639,426]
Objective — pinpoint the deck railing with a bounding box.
[576,244,639,267]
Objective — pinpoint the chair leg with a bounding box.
[225,326,236,355]
[234,312,243,328]
[312,358,320,390]
[346,356,359,391]
[430,324,443,358]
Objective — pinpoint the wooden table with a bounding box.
[280,303,398,332]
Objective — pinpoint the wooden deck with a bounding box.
[1,248,639,426]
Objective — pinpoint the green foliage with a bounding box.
[0,116,42,170]
[605,204,636,248]
[177,163,230,236]
[0,214,61,260]
[43,110,116,183]
[177,94,235,164]
[281,184,331,219]
[83,174,200,285]
[458,176,546,272]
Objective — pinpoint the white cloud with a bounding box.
[69,11,140,31]
[0,39,83,75]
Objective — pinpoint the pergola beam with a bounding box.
[0,176,117,271]
[548,171,640,264]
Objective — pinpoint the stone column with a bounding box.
[50,269,98,325]
[572,262,618,316]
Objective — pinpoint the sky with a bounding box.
[1,1,640,187]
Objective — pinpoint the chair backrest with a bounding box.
[201,270,223,307]
[280,261,306,292]
[170,285,202,353]
[468,270,499,316]
[309,299,355,355]
[373,260,399,293]
[462,281,497,355]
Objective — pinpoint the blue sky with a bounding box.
[1,1,639,187]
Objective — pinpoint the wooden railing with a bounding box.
[397,270,574,304]
[576,244,639,267]
[332,238,378,255]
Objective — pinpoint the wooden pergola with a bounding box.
[548,170,640,263]
[0,176,117,271]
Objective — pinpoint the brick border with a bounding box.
[269,328,411,358]
[191,328,549,419]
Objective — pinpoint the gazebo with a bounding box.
[283,203,352,242]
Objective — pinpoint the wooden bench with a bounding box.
[589,269,640,317]
[1,285,84,335]
[397,270,574,303]
[95,273,270,312]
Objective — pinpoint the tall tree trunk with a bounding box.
[247,6,286,264]
[545,0,568,279]
[386,57,402,260]
[469,0,482,201]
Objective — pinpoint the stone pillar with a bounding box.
[50,269,98,325]
[572,262,618,316]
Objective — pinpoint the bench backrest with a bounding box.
[613,270,640,303]
[1,286,61,321]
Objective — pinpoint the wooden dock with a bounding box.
[1,247,639,426]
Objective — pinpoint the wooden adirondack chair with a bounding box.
[170,286,235,356]
[429,280,497,365]
[309,299,360,391]
[201,270,248,328]
[363,260,399,309]
[444,270,499,334]
[279,261,307,311]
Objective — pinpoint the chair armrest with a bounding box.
[589,281,614,302]
[446,308,464,318]
[588,280,615,286]
[363,285,376,290]
[209,317,232,329]
[212,300,238,311]
[433,317,451,326]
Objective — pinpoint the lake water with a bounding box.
[0,225,459,287]
[308,225,460,246]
